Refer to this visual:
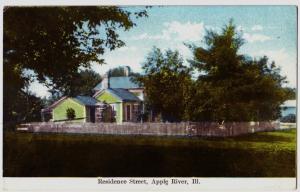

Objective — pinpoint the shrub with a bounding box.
[66,108,76,120]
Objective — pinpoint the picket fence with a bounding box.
[18,121,280,137]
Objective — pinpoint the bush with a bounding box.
[66,108,76,120]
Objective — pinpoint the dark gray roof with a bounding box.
[93,76,141,91]
[73,95,99,106]
[108,88,141,102]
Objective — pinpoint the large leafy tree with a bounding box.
[69,69,102,96]
[42,69,102,107]
[7,88,44,127]
[136,47,192,122]
[188,20,289,122]
[4,6,147,123]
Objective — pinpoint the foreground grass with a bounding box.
[3,129,296,177]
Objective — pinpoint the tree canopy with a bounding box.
[108,66,139,77]
[4,11,292,124]
[4,6,147,124]
[138,20,291,122]
[136,47,192,122]
[69,69,102,96]
[4,6,147,92]
[188,20,290,121]
[283,87,296,100]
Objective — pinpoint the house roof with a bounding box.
[281,100,296,107]
[94,88,141,102]
[109,88,141,102]
[41,95,99,113]
[73,95,99,106]
[93,76,141,91]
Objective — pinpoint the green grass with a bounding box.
[3,129,296,177]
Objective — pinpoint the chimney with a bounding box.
[124,66,130,76]
[102,71,110,89]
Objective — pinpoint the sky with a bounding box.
[30,6,297,97]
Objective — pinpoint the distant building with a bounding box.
[280,100,296,117]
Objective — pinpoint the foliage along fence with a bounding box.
[18,121,280,137]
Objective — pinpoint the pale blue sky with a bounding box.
[30,6,297,97]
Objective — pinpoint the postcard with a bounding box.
[1,1,298,191]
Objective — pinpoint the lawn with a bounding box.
[3,129,296,177]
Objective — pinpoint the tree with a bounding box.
[66,108,76,120]
[42,69,102,105]
[4,6,147,124]
[283,87,296,100]
[4,7,147,91]
[70,69,102,96]
[3,64,44,126]
[109,66,129,77]
[7,89,44,124]
[188,20,289,122]
[136,47,192,122]
[109,66,140,77]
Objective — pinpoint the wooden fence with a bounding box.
[18,121,280,137]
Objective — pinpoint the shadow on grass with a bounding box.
[3,129,296,177]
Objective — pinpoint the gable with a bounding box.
[95,90,122,104]
[52,98,86,121]
[94,88,141,103]
[42,96,67,112]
